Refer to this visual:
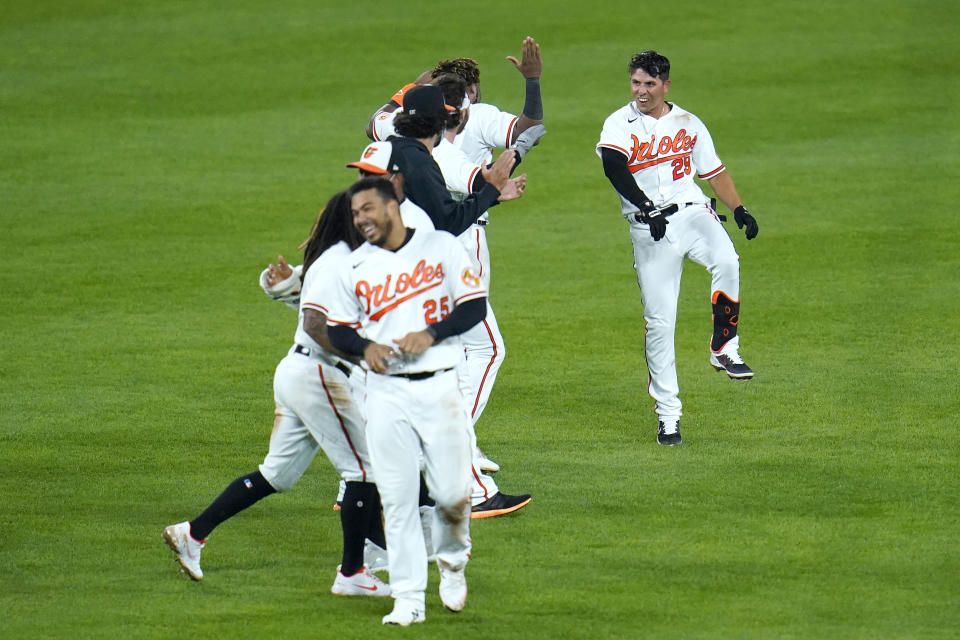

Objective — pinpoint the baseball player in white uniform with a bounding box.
[367,44,546,516]
[322,176,486,626]
[596,50,759,446]
[163,190,389,597]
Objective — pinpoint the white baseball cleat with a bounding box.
[330,565,391,597]
[437,559,467,612]
[476,448,500,473]
[709,345,754,379]
[382,600,426,626]
[162,521,204,581]
[363,540,389,574]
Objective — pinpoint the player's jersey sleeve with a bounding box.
[432,139,482,196]
[312,247,364,330]
[464,103,519,152]
[299,243,349,318]
[371,109,398,142]
[438,233,487,306]
[689,116,725,179]
[596,106,631,159]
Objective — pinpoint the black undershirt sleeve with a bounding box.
[600,147,654,212]
[425,297,486,343]
[327,325,371,357]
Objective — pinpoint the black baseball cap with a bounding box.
[402,84,457,118]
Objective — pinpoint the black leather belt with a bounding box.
[294,344,352,377]
[390,367,453,381]
[659,202,701,217]
[659,199,718,217]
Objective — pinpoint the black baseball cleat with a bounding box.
[657,421,682,446]
[709,349,754,379]
[471,492,531,519]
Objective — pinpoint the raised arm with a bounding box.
[505,36,543,143]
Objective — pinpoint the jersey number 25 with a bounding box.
[423,296,450,324]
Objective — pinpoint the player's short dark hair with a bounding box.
[432,57,480,86]
[301,190,364,275]
[393,110,445,139]
[629,50,670,80]
[350,176,399,207]
[434,73,467,129]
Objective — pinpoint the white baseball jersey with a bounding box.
[370,107,398,141]
[371,103,511,506]
[322,228,486,375]
[596,102,725,214]
[455,102,518,165]
[372,110,479,197]
[294,241,352,362]
[597,99,743,427]
[263,240,371,491]
[399,199,435,232]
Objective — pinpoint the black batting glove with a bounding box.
[634,200,668,241]
[733,205,758,240]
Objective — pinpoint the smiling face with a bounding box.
[351,187,403,249]
[630,68,671,117]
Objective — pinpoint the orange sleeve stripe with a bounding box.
[699,164,725,179]
[455,290,487,305]
[597,143,630,157]
[468,166,480,192]
[302,302,328,314]
[326,318,362,328]
[505,116,519,149]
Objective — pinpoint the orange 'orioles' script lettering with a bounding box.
[627,129,698,173]
[356,259,445,321]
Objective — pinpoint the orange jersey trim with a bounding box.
[699,164,725,179]
[326,318,362,329]
[505,116,519,149]
[597,143,630,158]
[628,152,690,173]
[468,166,481,193]
[454,290,487,305]
[303,302,329,314]
[368,280,443,322]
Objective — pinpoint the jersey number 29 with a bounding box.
[671,155,692,180]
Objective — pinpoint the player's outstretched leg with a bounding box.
[162,470,277,581]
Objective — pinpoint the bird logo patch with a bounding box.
[461,267,481,288]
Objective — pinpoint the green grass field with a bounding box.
[2,1,958,638]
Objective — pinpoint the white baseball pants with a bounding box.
[629,204,740,422]
[458,224,507,505]
[364,369,472,607]
[261,347,370,491]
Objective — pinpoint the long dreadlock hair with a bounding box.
[299,190,363,276]
[432,57,480,85]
